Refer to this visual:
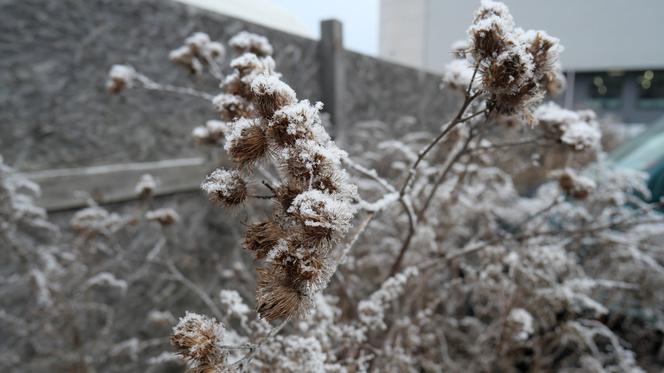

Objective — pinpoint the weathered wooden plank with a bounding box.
[18,158,217,211]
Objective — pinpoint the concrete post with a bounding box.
[319,19,346,144]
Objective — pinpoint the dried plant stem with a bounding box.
[397,91,482,197]
[467,137,544,154]
[234,317,291,372]
[134,73,216,101]
[417,130,477,220]
[344,157,397,194]
[165,259,224,320]
[390,84,484,275]
[334,211,377,264]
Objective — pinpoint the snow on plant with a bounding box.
[86,2,664,370]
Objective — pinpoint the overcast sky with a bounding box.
[270,0,379,55]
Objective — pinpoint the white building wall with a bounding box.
[381,0,664,73]
[379,0,427,68]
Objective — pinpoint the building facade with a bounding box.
[379,0,664,124]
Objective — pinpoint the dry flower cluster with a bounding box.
[2,1,663,372]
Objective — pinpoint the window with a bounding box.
[637,70,664,109]
[586,71,624,110]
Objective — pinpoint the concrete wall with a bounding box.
[1,0,458,212]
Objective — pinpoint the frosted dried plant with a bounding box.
[92,2,664,371]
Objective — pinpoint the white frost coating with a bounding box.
[534,101,579,123]
[278,336,327,373]
[560,120,601,150]
[147,310,175,325]
[147,352,180,365]
[185,32,211,49]
[145,208,180,224]
[192,126,210,140]
[272,100,325,138]
[201,169,243,198]
[358,192,399,212]
[442,59,475,89]
[108,65,135,83]
[172,311,226,361]
[223,118,255,152]
[266,239,290,263]
[535,102,601,150]
[357,267,418,330]
[206,120,228,134]
[230,54,275,77]
[507,308,534,341]
[288,189,355,232]
[184,32,225,61]
[251,74,296,100]
[70,206,126,235]
[219,290,251,319]
[86,272,128,295]
[107,64,136,90]
[135,173,157,195]
[213,93,245,110]
[168,45,190,62]
[229,31,273,56]
[468,0,515,46]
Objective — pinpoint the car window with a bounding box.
[614,132,664,171]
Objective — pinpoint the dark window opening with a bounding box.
[637,70,664,109]
[586,71,624,110]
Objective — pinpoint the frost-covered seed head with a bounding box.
[212,93,251,121]
[229,31,273,56]
[201,169,248,207]
[243,220,284,259]
[170,312,227,370]
[135,173,157,198]
[250,75,297,118]
[555,169,596,200]
[145,208,180,226]
[106,65,135,94]
[224,118,269,166]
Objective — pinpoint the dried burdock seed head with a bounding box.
[275,184,303,211]
[285,150,330,186]
[212,93,251,121]
[482,49,532,94]
[288,189,355,239]
[135,173,157,198]
[554,169,596,200]
[269,100,324,146]
[229,31,273,57]
[230,53,276,79]
[170,311,227,370]
[224,118,269,166]
[192,120,229,145]
[468,0,515,62]
[169,32,225,75]
[169,45,200,74]
[106,64,135,94]
[255,266,310,321]
[221,72,248,98]
[250,75,297,118]
[546,70,567,96]
[243,220,284,259]
[201,168,248,207]
[534,102,601,151]
[442,59,475,92]
[146,208,180,226]
[451,39,471,59]
[523,31,562,75]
